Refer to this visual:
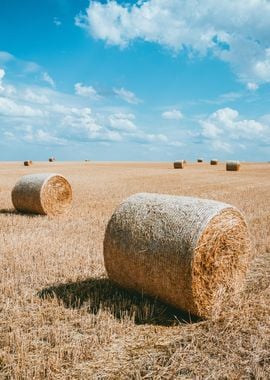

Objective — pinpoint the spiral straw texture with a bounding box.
[12,173,72,216]
[104,193,251,318]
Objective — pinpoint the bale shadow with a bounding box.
[38,278,201,326]
[0,208,41,217]
[0,208,17,215]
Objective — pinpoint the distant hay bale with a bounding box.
[104,193,251,318]
[24,161,31,166]
[183,160,187,164]
[226,161,240,171]
[48,157,55,162]
[173,160,184,169]
[197,159,203,163]
[12,173,72,216]
[210,159,218,165]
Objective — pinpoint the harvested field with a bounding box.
[0,161,269,379]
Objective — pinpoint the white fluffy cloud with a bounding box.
[76,0,270,86]
[162,109,183,120]
[60,107,103,141]
[147,133,168,143]
[204,108,265,136]
[74,82,100,99]
[59,106,124,142]
[23,128,65,145]
[0,97,44,117]
[113,87,140,104]
[200,107,268,151]
[0,85,160,147]
[201,121,222,139]
[129,131,168,144]
[211,140,232,153]
[24,88,50,104]
[108,113,137,131]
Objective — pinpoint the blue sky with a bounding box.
[0,0,270,161]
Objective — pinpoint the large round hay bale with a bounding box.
[197,158,203,163]
[104,193,251,318]
[12,173,72,216]
[173,161,184,169]
[210,159,218,165]
[226,161,240,171]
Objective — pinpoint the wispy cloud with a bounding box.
[42,72,55,88]
[24,61,40,73]
[113,87,141,104]
[0,51,15,63]
[0,51,54,89]
[53,17,62,26]
[200,92,243,105]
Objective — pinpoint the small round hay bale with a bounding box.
[24,161,31,166]
[226,161,240,171]
[104,193,251,318]
[173,160,184,169]
[183,160,187,164]
[210,159,218,165]
[12,173,72,216]
[197,158,203,163]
